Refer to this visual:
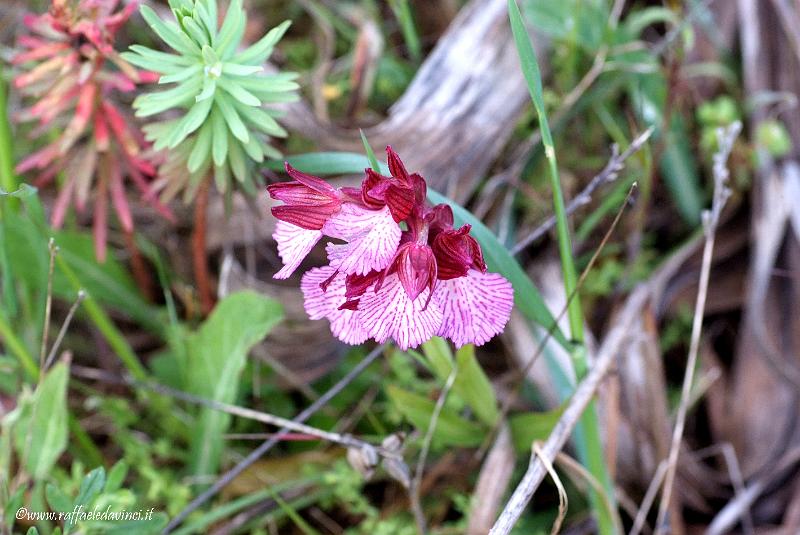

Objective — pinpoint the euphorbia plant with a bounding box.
[268,147,514,349]
[123,0,298,312]
[12,0,168,262]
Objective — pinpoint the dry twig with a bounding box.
[162,344,387,533]
[511,128,652,255]
[653,121,742,534]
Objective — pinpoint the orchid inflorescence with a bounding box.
[12,0,168,260]
[123,0,299,202]
[268,147,515,350]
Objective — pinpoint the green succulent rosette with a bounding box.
[122,0,299,201]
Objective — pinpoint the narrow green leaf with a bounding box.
[168,96,213,148]
[508,0,582,342]
[227,135,248,182]
[185,291,283,478]
[214,93,249,143]
[140,5,199,56]
[188,122,213,173]
[386,385,483,448]
[360,129,380,172]
[221,63,264,77]
[218,78,262,107]
[182,15,209,47]
[158,64,202,85]
[215,0,245,59]
[13,363,69,479]
[210,107,228,167]
[233,20,291,65]
[239,106,286,137]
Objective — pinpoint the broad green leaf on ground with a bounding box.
[13,363,69,479]
[508,405,565,453]
[272,152,568,348]
[184,291,283,478]
[454,345,499,426]
[420,340,499,427]
[386,384,483,448]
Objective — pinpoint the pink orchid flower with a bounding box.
[268,147,514,350]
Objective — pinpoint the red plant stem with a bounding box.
[193,177,214,315]
[123,230,155,302]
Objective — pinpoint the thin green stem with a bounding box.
[55,255,147,380]
[508,2,615,533]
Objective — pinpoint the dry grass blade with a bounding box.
[653,121,742,534]
[533,442,568,535]
[468,424,515,535]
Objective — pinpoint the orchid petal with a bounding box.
[324,204,401,276]
[273,220,322,279]
[434,270,514,347]
[358,273,442,350]
[301,267,370,345]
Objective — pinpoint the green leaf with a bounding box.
[233,20,292,65]
[0,184,37,198]
[123,46,192,72]
[221,63,264,77]
[421,337,454,380]
[508,406,564,453]
[227,135,248,182]
[454,345,499,426]
[268,151,569,348]
[360,129,380,172]
[45,483,72,513]
[167,95,213,148]
[218,78,262,107]
[420,340,498,426]
[182,15,210,47]
[188,122,213,173]
[4,485,25,530]
[215,0,245,59]
[158,64,202,85]
[660,113,703,225]
[208,108,229,168]
[239,106,287,137]
[139,5,199,56]
[386,385,483,448]
[214,93,249,143]
[508,0,582,343]
[74,467,105,508]
[184,291,283,478]
[26,528,40,535]
[104,460,129,493]
[13,363,69,479]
